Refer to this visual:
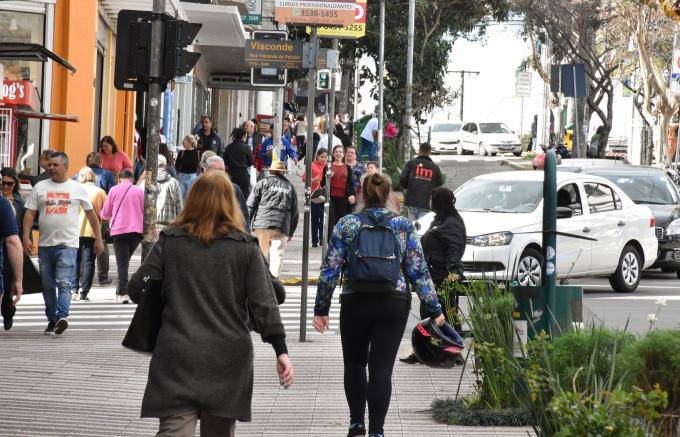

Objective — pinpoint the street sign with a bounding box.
[306,0,366,39]
[244,39,303,69]
[250,31,288,87]
[516,71,532,97]
[559,64,586,98]
[671,49,680,95]
[242,0,262,25]
[274,0,356,26]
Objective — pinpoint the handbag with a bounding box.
[108,184,134,242]
[311,187,326,204]
[122,275,163,353]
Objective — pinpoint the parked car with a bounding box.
[459,122,522,157]
[568,166,680,278]
[428,121,463,153]
[414,171,658,292]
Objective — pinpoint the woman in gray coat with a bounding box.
[129,170,294,437]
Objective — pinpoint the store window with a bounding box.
[0,10,45,169]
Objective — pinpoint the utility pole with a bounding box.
[141,0,165,260]
[447,70,480,121]
[300,27,319,342]
[377,0,385,170]
[322,39,338,257]
[402,0,415,160]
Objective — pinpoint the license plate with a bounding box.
[500,145,514,150]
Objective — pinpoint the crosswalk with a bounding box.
[8,286,340,333]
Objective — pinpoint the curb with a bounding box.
[280,277,319,286]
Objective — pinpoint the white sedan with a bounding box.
[415,171,658,292]
[459,122,522,156]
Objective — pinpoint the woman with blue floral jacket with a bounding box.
[313,172,445,437]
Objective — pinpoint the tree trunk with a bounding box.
[575,96,588,158]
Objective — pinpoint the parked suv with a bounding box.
[569,166,680,278]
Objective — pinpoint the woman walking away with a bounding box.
[401,186,466,364]
[295,114,307,160]
[328,145,355,237]
[129,171,294,437]
[223,127,254,200]
[100,169,144,304]
[175,135,201,197]
[301,148,328,247]
[0,168,25,329]
[98,135,133,181]
[313,173,445,437]
[155,155,183,235]
[74,167,107,302]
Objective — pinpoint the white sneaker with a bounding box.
[121,295,130,304]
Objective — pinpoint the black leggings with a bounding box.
[328,196,351,239]
[340,298,409,434]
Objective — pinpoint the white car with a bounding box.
[459,122,522,156]
[428,121,463,153]
[415,171,658,292]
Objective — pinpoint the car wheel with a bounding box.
[676,270,680,280]
[490,152,497,157]
[608,245,641,293]
[480,143,488,156]
[513,151,522,157]
[516,247,544,287]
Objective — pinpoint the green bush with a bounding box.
[549,328,635,392]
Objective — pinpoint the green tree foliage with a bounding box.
[341,0,509,139]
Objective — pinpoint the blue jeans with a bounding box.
[360,137,377,162]
[75,237,95,295]
[178,172,198,197]
[311,202,324,245]
[407,206,430,221]
[39,245,78,322]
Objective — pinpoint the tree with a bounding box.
[512,0,624,158]
[341,0,509,158]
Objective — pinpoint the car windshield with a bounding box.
[432,123,462,133]
[479,123,512,134]
[598,173,679,205]
[455,179,544,213]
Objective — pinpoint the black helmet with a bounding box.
[411,319,464,368]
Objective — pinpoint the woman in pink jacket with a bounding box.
[100,169,144,304]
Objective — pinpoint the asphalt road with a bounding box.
[437,153,680,335]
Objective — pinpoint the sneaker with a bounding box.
[347,422,366,437]
[121,295,130,304]
[399,353,420,364]
[72,293,79,302]
[99,278,113,286]
[44,321,56,335]
[312,243,318,248]
[80,294,90,302]
[54,318,69,335]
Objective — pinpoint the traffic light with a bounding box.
[114,10,202,92]
[317,69,330,90]
[163,19,202,82]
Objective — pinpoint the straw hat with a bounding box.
[270,161,290,173]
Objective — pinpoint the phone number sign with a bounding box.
[275,0,356,26]
[307,0,366,39]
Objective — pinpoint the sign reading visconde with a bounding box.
[244,39,304,69]
[274,0,356,26]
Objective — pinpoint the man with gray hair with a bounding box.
[195,155,250,232]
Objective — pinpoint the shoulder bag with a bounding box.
[108,184,134,242]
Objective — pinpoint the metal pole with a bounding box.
[460,72,465,121]
[273,87,284,162]
[403,0,415,159]
[378,0,385,170]
[328,39,338,144]
[141,0,165,260]
[353,62,359,131]
[520,96,524,149]
[321,39,338,258]
[300,27,319,342]
[572,65,580,158]
[542,150,557,336]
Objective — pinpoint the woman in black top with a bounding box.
[0,167,25,330]
[420,186,467,320]
[176,135,201,197]
[223,127,254,200]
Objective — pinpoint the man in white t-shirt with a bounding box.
[23,152,105,335]
[360,114,379,161]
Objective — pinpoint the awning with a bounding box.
[14,109,79,123]
[99,0,189,26]
[0,43,77,73]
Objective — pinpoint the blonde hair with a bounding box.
[316,116,327,133]
[78,166,96,184]
[171,171,245,244]
[184,134,198,148]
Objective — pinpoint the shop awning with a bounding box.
[14,109,79,123]
[0,43,77,73]
[100,0,189,26]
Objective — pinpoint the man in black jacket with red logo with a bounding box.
[400,142,443,221]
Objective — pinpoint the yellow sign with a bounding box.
[307,0,366,39]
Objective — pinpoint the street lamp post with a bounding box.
[377,0,385,171]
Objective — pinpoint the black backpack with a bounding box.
[344,212,402,293]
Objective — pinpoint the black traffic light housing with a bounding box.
[114,10,202,92]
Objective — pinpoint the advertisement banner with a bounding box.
[2,80,38,110]
[274,0,356,26]
[308,0,366,39]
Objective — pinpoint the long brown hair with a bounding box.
[362,173,391,209]
[171,171,244,244]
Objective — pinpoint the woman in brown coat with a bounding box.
[129,171,294,436]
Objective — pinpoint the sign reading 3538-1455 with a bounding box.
[275,0,355,26]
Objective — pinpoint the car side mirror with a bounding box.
[556,207,573,219]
